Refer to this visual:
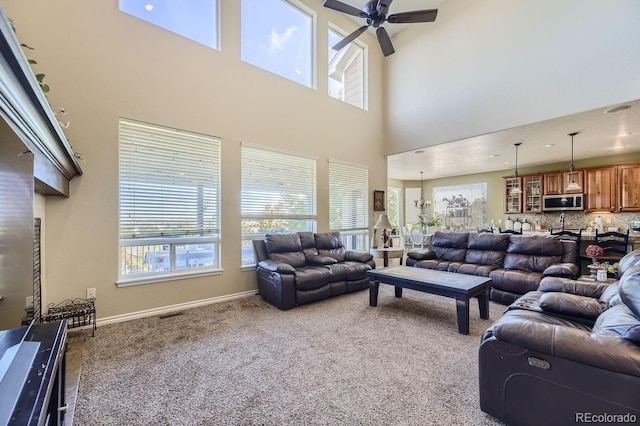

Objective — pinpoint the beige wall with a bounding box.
[4,0,387,319]
[384,0,640,156]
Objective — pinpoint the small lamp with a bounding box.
[509,143,522,195]
[374,214,393,248]
[566,132,581,191]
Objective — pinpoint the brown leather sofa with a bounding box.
[405,231,579,305]
[479,248,640,425]
[252,231,375,310]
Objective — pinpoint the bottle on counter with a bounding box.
[505,216,513,230]
[521,218,531,231]
[534,220,543,231]
[596,215,603,233]
[513,218,522,232]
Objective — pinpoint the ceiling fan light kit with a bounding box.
[323,0,438,57]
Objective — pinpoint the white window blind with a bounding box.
[241,145,316,220]
[119,119,221,240]
[329,161,368,232]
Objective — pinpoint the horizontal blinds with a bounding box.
[241,145,316,219]
[329,161,368,231]
[119,119,221,239]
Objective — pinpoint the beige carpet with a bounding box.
[73,286,506,425]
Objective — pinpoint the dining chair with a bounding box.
[409,226,425,249]
[498,228,522,235]
[550,228,583,266]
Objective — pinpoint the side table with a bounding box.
[369,247,404,267]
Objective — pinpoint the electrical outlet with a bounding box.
[606,218,612,224]
[26,296,33,308]
[86,288,96,299]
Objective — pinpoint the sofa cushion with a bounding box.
[591,304,640,345]
[299,231,319,259]
[620,264,640,318]
[294,266,333,291]
[539,292,608,321]
[265,233,306,268]
[430,232,468,262]
[454,263,500,277]
[489,269,542,294]
[327,261,371,281]
[315,232,347,262]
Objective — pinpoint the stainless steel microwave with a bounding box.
[542,194,584,211]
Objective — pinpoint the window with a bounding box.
[387,186,401,231]
[119,0,219,49]
[328,26,366,109]
[241,0,314,87]
[329,161,369,250]
[433,183,488,231]
[241,144,317,266]
[119,119,221,283]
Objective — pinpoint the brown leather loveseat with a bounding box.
[406,231,579,304]
[252,231,375,310]
[478,248,640,425]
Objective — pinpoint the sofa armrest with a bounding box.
[538,276,611,298]
[543,263,579,278]
[494,319,640,377]
[257,259,296,274]
[406,249,435,261]
[346,250,374,263]
[307,255,338,266]
[539,292,608,320]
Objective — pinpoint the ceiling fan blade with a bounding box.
[387,9,438,24]
[323,0,367,18]
[376,27,395,57]
[332,25,369,51]
[376,0,394,15]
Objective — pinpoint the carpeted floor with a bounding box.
[73,286,507,425]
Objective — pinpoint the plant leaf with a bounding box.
[36,73,46,82]
[40,83,50,93]
[21,43,34,50]
[28,59,37,65]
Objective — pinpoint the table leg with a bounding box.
[477,286,490,320]
[455,298,470,335]
[395,286,403,298]
[369,280,379,306]
[383,251,389,267]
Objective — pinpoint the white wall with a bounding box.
[3,0,387,319]
[385,0,640,155]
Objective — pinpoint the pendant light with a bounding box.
[509,143,522,195]
[414,171,431,210]
[566,132,581,191]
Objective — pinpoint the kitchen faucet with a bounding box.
[560,213,565,231]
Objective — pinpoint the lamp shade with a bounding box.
[373,214,393,229]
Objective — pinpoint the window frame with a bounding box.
[328,23,368,110]
[117,118,222,286]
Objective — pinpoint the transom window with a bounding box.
[118,119,221,283]
[329,160,369,250]
[241,144,317,266]
[328,26,366,109]
[119,0,219,49]
[241,0,315,88]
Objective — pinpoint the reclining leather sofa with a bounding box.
[479,248,640,426]
[406,231,579,305]
[252,232,375,310]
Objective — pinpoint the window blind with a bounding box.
[241,144,316,220]
[119,119,221,240]
[329,161,368,231]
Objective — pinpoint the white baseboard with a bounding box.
[93,290,258,328]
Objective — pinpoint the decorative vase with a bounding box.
[597,268,607,282]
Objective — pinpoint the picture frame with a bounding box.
[373,190,385,211]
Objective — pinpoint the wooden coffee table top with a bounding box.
[367,266,491,294]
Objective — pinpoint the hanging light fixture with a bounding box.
[414,171,432,210]
[566,132,581,191]
[509,143,522,195]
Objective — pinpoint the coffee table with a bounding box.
[367,266,491,335]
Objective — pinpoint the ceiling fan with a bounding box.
[323,0,438,57]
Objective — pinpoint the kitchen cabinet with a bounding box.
[504,177,522,214]
[543,170,584,195]
[618,164,640,211]
[585,166,616,212]
[523,175,543,213]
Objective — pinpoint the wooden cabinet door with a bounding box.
[523,175,543,213]
[563,170,584,194]
[585,167,616,212]
[504,177,522,214]
[618,164,640,211]
[543,172,562,195]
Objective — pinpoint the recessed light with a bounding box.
[414,150,425,154]
[544,144,554,148]
[604,105,631,114]
[489,154,500,158]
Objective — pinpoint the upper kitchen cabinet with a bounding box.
[618,164,640,212]
[523,175,543,213]
[584,166,616,212]
[543,170,584,195]
[504,177,522,214]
